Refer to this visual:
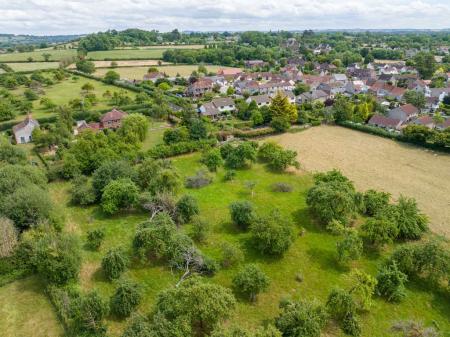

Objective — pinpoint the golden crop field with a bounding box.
[95,65,242,79]
[270,125,450,237]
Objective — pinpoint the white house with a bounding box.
[13,115,39,144]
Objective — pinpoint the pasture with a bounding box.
[95,65,242,79]
[270,125,450,237]
[6,62,60,71]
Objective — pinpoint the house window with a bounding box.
[20,136,25,143]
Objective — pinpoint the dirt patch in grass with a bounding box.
[270,125,450,237]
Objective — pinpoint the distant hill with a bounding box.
[0,34,82,48]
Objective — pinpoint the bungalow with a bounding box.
[216,68,242,77]
[246,94,271,107]
[368,115,402,130]
[143,72,165,82]
[186,78,214,97]
[199,97,236,117]
[387,104,419,123]
[13,114,39,144]
[436,118,450,130]
[298,90,328,104]
[413,115,435,129]
[332,73,348,84]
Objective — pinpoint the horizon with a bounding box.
[2,0,450,35]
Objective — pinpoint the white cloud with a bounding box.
[0,0,449,35]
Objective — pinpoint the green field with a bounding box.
[2,74,137,125]
[17,151,444,337]
[0,45,204,62]
[95,65,241,79]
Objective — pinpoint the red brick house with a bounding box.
[100,109,127,129]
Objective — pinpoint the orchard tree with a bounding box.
[361,217,399,248]
[349,269,377,311]
[250,210,294,256]
[118,113,149,142]
[175,194,199,224]
[395,196,428,240]
[336,230,363,263]
[110,280,142,318]
[376,262,408,302]
[101,247,129,281]
[101,178,139,215]
[232,264,270,301]
[74,291,109,335]
[362,189,390,216]
[229,201,255,230]
[104,70,120,84]
[275,299,327,337]
[201,148,223,172]
[223,142,257,169]
[154,276,236,336]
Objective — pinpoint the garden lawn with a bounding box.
[0,277,63,337]
[44,153,450,337]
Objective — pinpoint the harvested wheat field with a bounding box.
[270,125,450,236]
[67,59,170,69]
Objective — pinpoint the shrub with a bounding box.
[361,217,398,248]
[229,201,255,230]
[271,182,293,192]
[362,190,390,216]
[376,262,408,302]
[220,242,244,268]
[101,248,129,281]
[327,288,361,336]
[232,264,270,301]
[1,185,53,230]
[223,170,235,182]
[190,217,210,243]
[185,170,212,189]
[395,196,428,240]
[92,161,137,198]
[70,175,96,206]
[175,195,199,224]
[270,116,290,132]
[110,280,142,318]
[342,312,361,337]
[86,229,105,250]
[74,291,109,334]
[326,219,346,235]
[250,210,294,256]
[101,178,139,215]
[275,299,327,337]
[223,142,257,169]
[336,230,363,263]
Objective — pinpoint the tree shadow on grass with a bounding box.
[292,208,324,234]
[305,246,349,273]
[406,277,450,319]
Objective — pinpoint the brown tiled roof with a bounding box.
[400,104,419,116]
[368,115,402,128]
[100,109,127,122]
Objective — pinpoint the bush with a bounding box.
[223,142,257,169]
[271,182,293,192]
[190,217,210,243]
[394,196,428,240]
[275,299,327,337]
[224,169,236,181]
[110,280,142,318]
[86,229,105,250]
[101,248,129,281]
[0,217,18,258]
[270,116,290,132]
[220,242,244,268]
[101,178,139,215]
[336,230,363,263]
[361,217,398,248]
[229,201,255,230]
[70,175,96,206]
[92,161,137,198]
[175,195,199,224]
[376,262,408,302]
[34,232,82,285]
[250,210,294,256]
[232,264,270,301]
[148,139,217,159]
[257,142,299,171]
[362,190,390,216]
[185,170,212,189]
[1,185,53,230]
[74,291,109,335]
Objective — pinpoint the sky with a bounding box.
[1,0,450,35]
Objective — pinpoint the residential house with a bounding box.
[413,115,435,129]
[387,104,419,123]
[246,94,271,107]
[436,118,450,130]
[13,114,39,144]
[298,90,328,104]
[187,78,214,97]
[199,97,236,118]
[332,73,348,84]
[368,115,402,130]
[217,68,242,77]
[100,109,128,129]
